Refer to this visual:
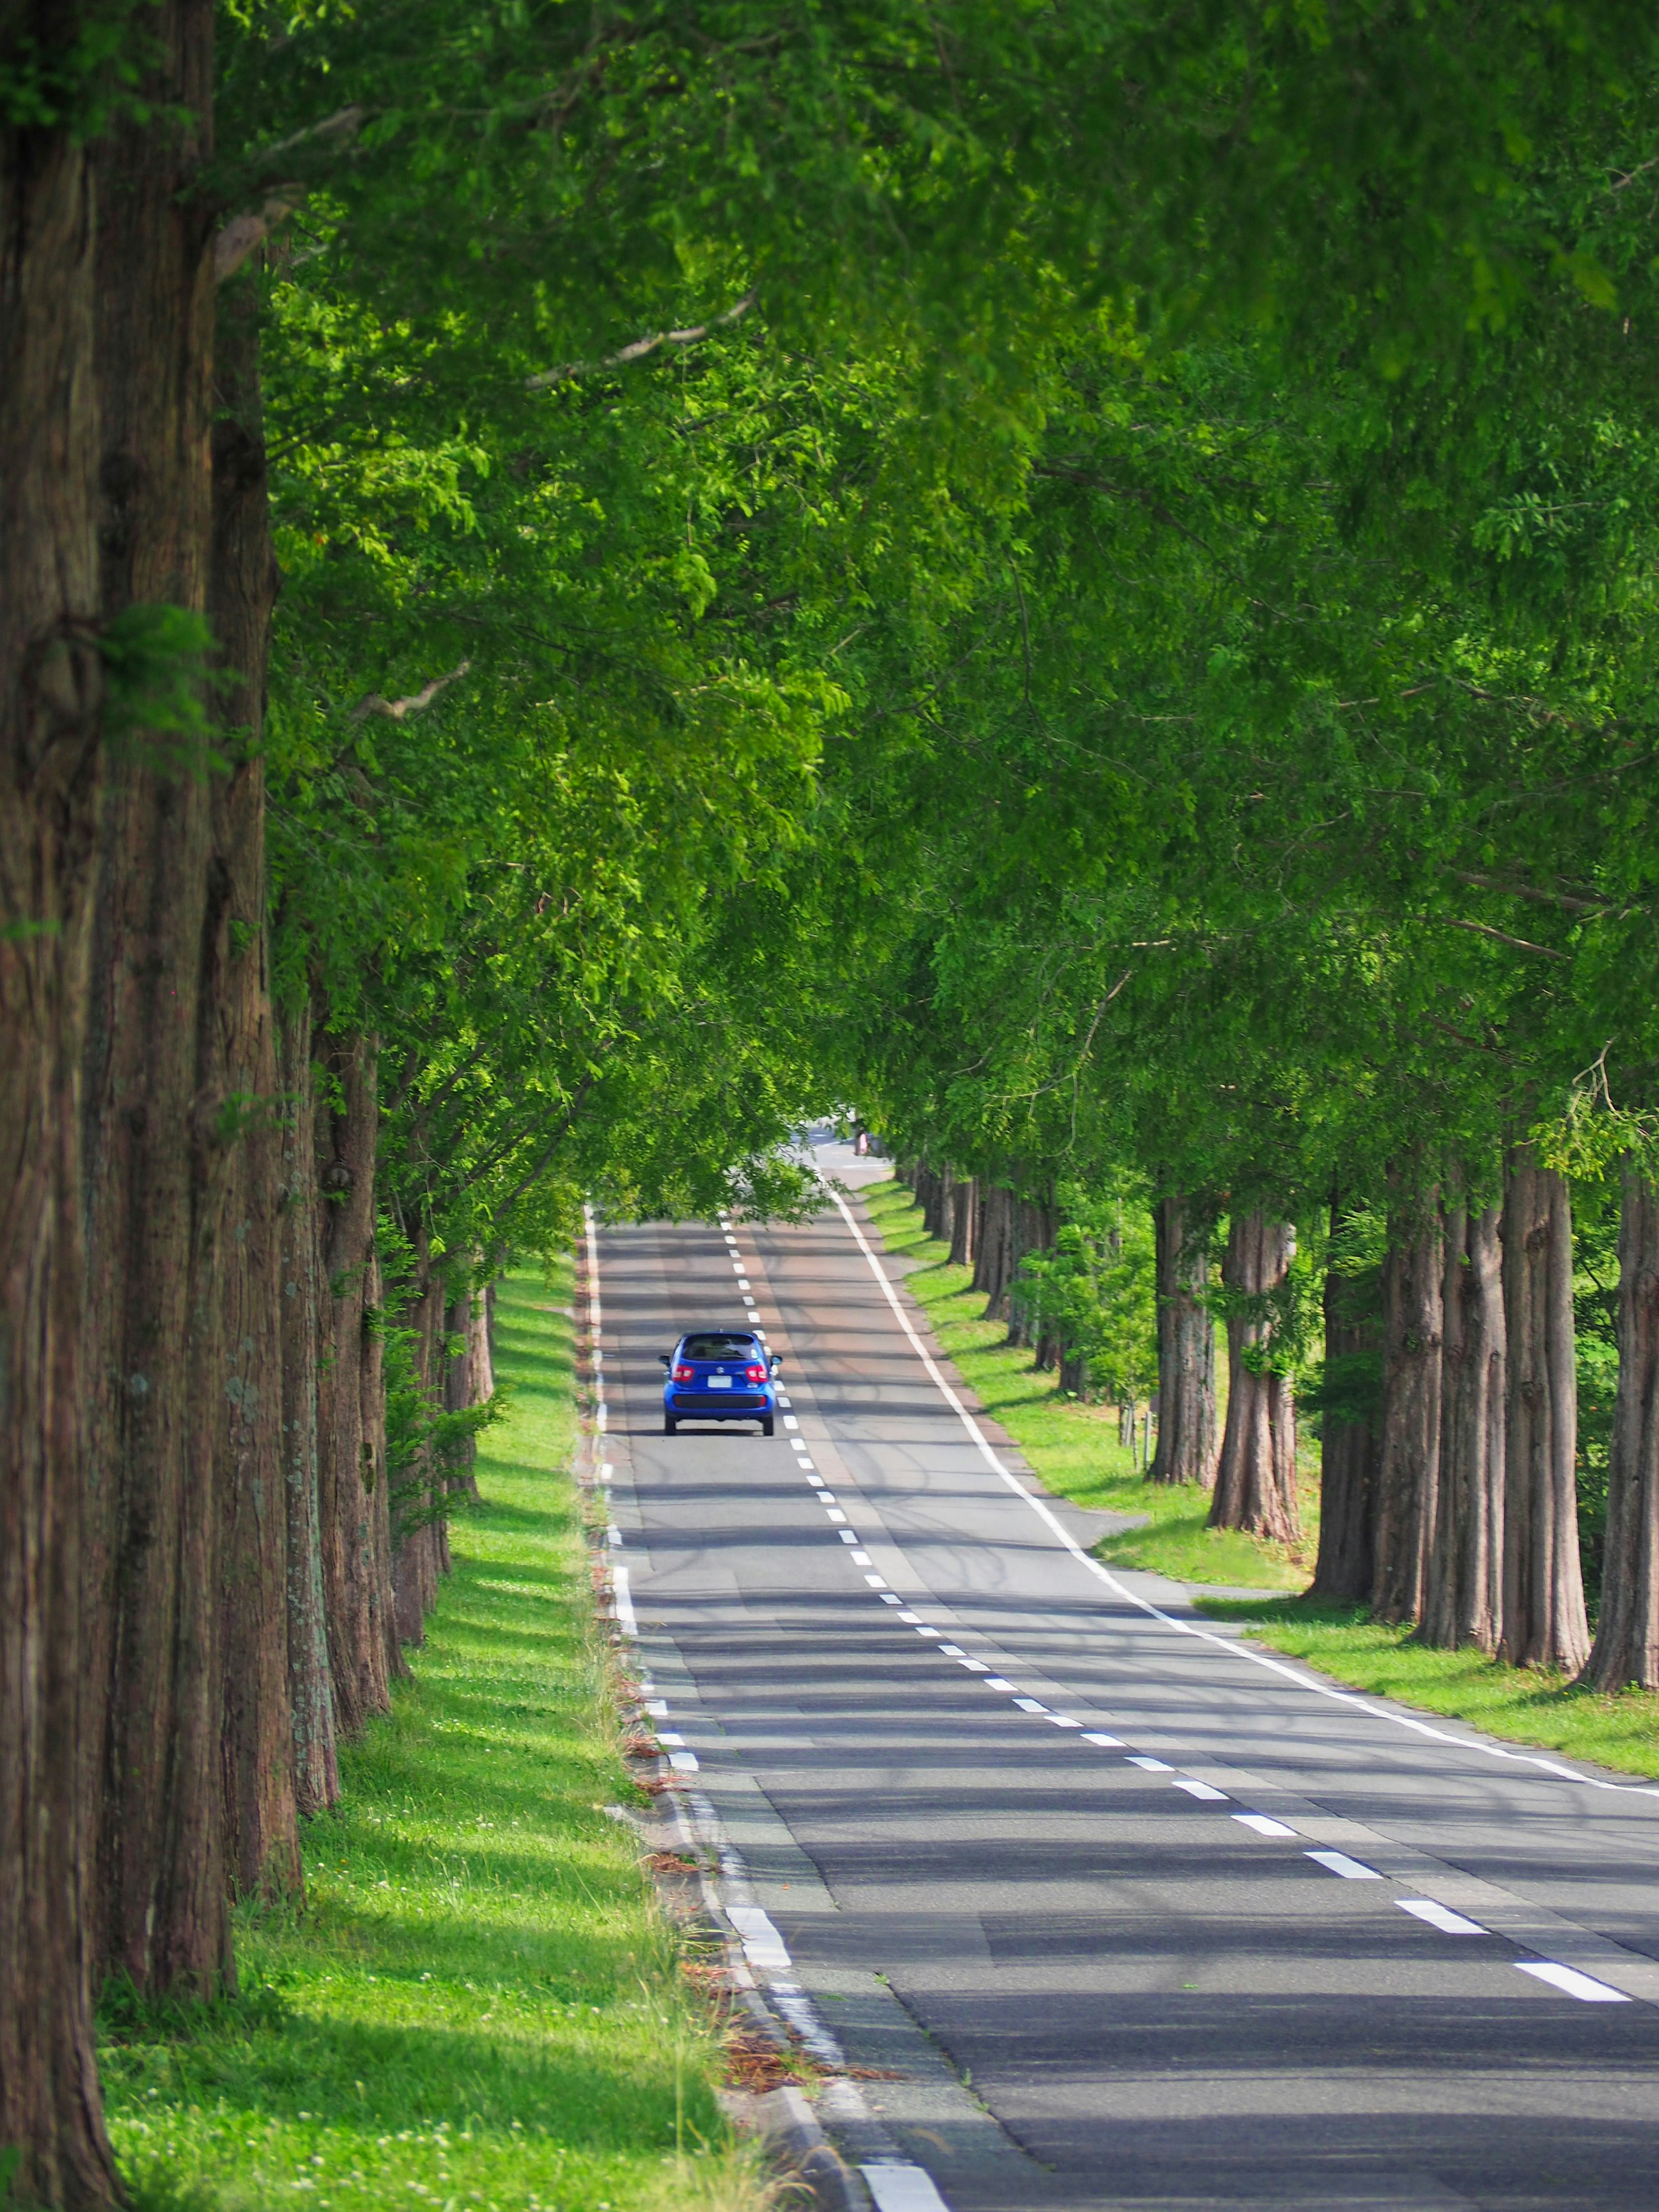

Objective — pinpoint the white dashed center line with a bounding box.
[1306,1850,1382,1881]
[1013,1697,1047,1713]
[1083,1732,1124,1748]
[1171,1778,1229,1801]
[1128,1756,1173,1773]
[1233,1812,1297,1837]
[1397,1900,1486,1935]
[1516,1962,1630,2002]
[984,1678,1017,1693]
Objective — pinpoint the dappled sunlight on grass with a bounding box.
[102,1262,741,2212]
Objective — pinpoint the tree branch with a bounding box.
[526,291,757,388]
[1440,917,1570,961]
[350,662,471,723]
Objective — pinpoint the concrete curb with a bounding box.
[719,2085,868,2212]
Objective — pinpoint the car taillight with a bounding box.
[744,1363,766,1384]
[673,1363,694,1382]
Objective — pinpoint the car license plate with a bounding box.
[707,1374,733,1389]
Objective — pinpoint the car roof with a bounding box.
[677,1326,761,1341]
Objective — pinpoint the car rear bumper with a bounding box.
[666,1392,769,1416]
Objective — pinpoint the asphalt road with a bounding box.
[591,1138,1659,2212]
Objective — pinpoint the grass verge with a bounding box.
[1195,1596,1659,1779]
[860,1178,1313,1589]
[100,1260,760,2212]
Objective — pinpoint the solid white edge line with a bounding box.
[612,1565,637,1638]
[816,1175,1659,1803]
[860,2163,951,2212]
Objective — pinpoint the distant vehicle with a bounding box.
[659,1329,782,1436]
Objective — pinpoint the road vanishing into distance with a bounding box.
[589,1135,1659,2212]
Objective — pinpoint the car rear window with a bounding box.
[681,1335,758,1360]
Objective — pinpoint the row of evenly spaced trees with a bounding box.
[9,5,1659,2202]
[816,232,1659,1700]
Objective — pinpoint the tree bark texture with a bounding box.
[948,1177,976,1268]
[211,280,299,1898]
[1147,1195,1217,1487]
[278,1007,339,1815]
[1209,1212,1299,1542]
[972,1184,1015,1318]
[0,96,124,2209]
[1310,1230,1382,1603]
[1370,1205,1442,1625]
[315,1025,396,1735]
[1500,1146,1590,1674]
[1581,1160,1659,1693]
[84,0,230,1996]
[1003,1198,1056,1350]
[1419,1196,1506,1653]
[392,1239,447,1646]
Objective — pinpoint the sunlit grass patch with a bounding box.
[860,1178,1312,1588]
[101,1262,755,2212]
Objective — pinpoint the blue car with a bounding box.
[660,1328,782,1435]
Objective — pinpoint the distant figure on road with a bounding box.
[854,1128,870,1156]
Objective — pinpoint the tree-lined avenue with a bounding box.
[594,1144,1659,2211]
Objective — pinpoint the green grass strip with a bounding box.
[860,1178,1310,1589]
[101,1261,760,2212]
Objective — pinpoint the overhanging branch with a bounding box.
[527,290,757,388]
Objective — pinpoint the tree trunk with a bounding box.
[1580,1160,1659,1693]
[360,1245,404,1686]
[443,1283,483,1499]
[393,1242,447,1645]
[973,1184,1015,1317]
[211,278,300,1898]
[1209,1212,1299,1542]
[1500,1145,1589,1673]
[278,1007,338,1815]
[85,0,230,1997]
[1309,1212,1382,1602]
[1147,1195,1217,1486]
[1419,1193,1506,1652]
[315,1024,395,1734]
[1004,1197,1054,1348]
[949,1177,976,1267]
[1370,1201,1442,1625]
[0,93,124,2208]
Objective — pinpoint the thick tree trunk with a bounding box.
[278,1007,338,1815]
[1209,1212,1299,1542]
[443,1284,483,1499]
[1004,1197,1055,1349]
[1310,1217,1382,1602]
[0,97,124,2209]
[973,1185,1015,1317]
[393,1241,447,1645]
[357,1244,403,1682]
[1419,1195,1506,1652]
[1500,1146,1589,1674]
[1581,1160,1659,1692]
[949,1177,976,1268]
[85,0,230,1996]
[211,281,300,1898]
[1370,1203,1442,1625]
[1147,1195,1217,1487]
[315,1025,396,1733]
